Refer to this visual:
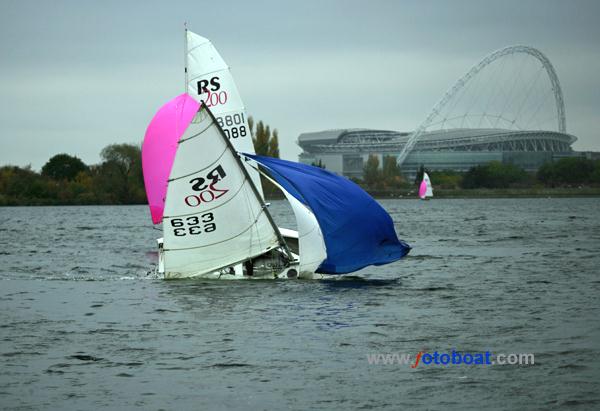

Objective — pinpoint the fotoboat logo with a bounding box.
[366,351,535,367]
[184,164,229,207]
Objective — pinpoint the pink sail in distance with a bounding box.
[418,179,427,199]
[142,93,200,224]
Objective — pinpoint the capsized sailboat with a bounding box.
[142,94,294,279]
[419,172,433,200]
[142,29,410,279]
[142,94,411,279]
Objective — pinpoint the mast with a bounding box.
[202,104,294,261]
[184,22,188,92]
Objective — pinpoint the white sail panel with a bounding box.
[424,172,433,197]
[254,168,326,275]
[162,108,278,278]
[185,31,262,194]
[286,194,327,275]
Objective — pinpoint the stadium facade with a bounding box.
[297,128,581,180]
[296,45,600,180]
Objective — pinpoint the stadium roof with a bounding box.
[298,128,577,153]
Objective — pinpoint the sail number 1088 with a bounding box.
[216,113,247,139]
[170,212,216,237]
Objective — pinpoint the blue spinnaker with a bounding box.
[244,154,411,274]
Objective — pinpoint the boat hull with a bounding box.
[156,230,327,280]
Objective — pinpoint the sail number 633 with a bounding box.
[170,212,216,237]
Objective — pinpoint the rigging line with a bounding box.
[477,52,509,128]
[524,87,554,131]
[491,56,514,129]
[460,65,486,128]
[186,40,211,54]
[242,173,261,256]
[482,49,510,121]
[202,107,249,118]
[511,59,545,125]
[520,73,551,129]
[443,77,468,120]
[248,161,321,238]
[168,146,229,182]
[201,104,292,260]
[242,156,311,206]
[442,66,478,129]
[513,65,545,129]
[496,52,530,129]
[178,121,213,143]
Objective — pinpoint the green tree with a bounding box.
[590,160,600,184]
[0,165,57,204]
[429,170,463,189]
[41,154,87,181]
[253,120,268,155]
[247,116,254,136]
[414,164,425,186]
[96,143,144,203]
[268,129,280,158]
[381,155,404,188]
[250,118,280,158]
[363,155,381,188]
[462,161,528,189]
[537,157,596,186]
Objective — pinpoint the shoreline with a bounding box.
[366,187,600,199]
[2,187,600,206]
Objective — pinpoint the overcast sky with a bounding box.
[1,0,599,169]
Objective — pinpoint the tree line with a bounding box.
[2,133,598,205]
[354,155,600,190]
[0,116,281,206]
[0,144,146,206]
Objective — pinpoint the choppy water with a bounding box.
[1,198,599,410]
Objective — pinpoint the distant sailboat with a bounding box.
[419,172,433,200]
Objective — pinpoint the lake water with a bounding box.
[1,198,599,410]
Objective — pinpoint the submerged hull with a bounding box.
[160,260,323,280]
[156,229,326,280]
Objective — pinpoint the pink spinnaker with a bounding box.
[142,94,200,224]
[418,180,427,199]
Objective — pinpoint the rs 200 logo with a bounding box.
[196,76,221,94]
[196,76,227,108]
[184,164,229,207]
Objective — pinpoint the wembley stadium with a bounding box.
[297,45,592,179]
[298,127,578,179]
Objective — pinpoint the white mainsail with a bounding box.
[162,106,279,278]
[185,30,262,195]
[423,172,433,198]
